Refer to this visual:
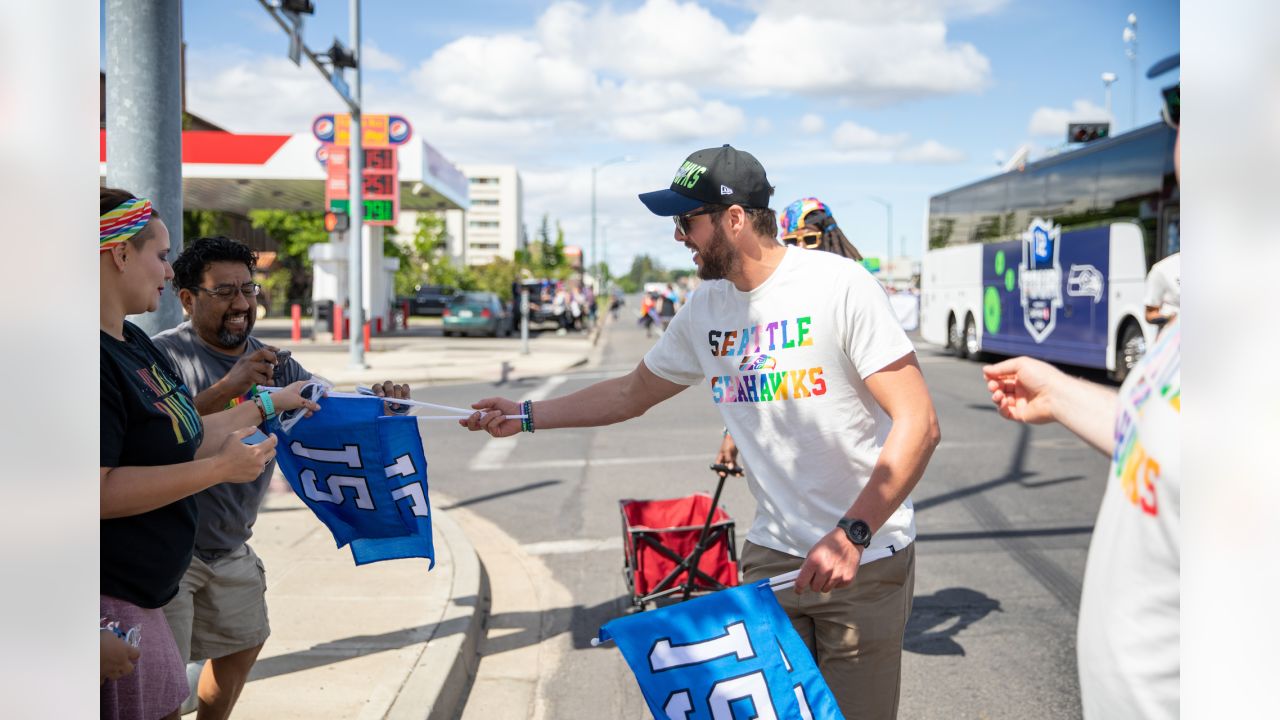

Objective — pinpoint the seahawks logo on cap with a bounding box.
[720,185,733,195]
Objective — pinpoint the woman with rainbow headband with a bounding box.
[714,197,864,475]
[99,188,319,719]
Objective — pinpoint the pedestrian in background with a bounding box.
[99,188,318,720]
[464,145,940,719]
[982,55,1180,720]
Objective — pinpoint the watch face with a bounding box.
[842,519,871,546]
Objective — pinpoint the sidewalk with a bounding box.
[256,317,596,390]
[223,317,602,718]
[233,491,485,720]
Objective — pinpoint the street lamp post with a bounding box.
[1102,71,1117,119]
[591,156,631,293]
[1124,13,1138,130]
[867,196,893,280]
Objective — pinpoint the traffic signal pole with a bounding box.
[347,0,365,369]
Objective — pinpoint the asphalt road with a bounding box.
[417,313,1108,719]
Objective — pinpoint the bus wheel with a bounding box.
[1113,322,1146,382]
[948,315,965,358]
[964,314,981,359]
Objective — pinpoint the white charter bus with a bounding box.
[920,121,1179,380]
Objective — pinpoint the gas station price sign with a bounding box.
[328,198,395,223]
[323,146,399,226]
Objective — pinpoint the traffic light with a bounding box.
[281,0,315,14]
[325,38,358,70]
[1067,122,1110,144]
[324,210,350,233]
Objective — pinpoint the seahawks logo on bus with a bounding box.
[1019,217,1063,343]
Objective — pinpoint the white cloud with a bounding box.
[361,42,404,72]
[185,50,336,133]
[753,117,773,134]
[831,120,908,151]
[895,139,967,164]
[800,114,825,134]
[1028,99,1112,137]
[610,101,746,143]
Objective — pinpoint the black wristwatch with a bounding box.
[836,518,872,548]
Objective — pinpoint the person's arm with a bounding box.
[195,380,322,459]
[715,432,740,474]
[982,356,1116,455]
[192,347,283,415]
[464,360,689,437]
[100,630,140,684]
[100,427,276,518]
[794,352,941,594]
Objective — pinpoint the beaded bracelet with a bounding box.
[520,399,535,433]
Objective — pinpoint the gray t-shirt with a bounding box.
[151,322,311,561]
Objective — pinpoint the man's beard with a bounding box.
[696,221,738,280]
[215,311,254,348]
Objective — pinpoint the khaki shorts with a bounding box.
[162,543,270,662]
[742,540,915,720]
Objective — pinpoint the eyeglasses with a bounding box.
[783,231,822,249]
[188,282,261,300]
[673,205,725,237]
[1161,83,1179,129]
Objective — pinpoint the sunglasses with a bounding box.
[783,231,822,249]
[1161,83,1180,129]
[673,205,725,237]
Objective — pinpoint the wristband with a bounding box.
[255,386,276,421]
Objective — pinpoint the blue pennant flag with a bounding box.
[271,396,434,567]
[598,581,844,719]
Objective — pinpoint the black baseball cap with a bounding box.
[638,144,773,216]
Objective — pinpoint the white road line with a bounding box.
[468,376,566,471]
[522,536,623,556]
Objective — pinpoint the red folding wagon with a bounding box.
[618,465,743,611]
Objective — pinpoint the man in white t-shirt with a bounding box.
[1144,251,1180,325]
[464,144,941,719]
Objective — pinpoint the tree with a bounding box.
[387,212,450,296]
[626,253,666,289]
[248,210,328,308]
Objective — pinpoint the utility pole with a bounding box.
[105,0,184,334]
[1102,71,1117,119]
[868,196,893,278]
[591,156,630,292]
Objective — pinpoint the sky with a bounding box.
[106,0,1180,272]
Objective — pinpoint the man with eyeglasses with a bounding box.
[465,145,941,718]
[151,235,407,719]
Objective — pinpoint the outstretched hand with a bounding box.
[369,380,412,414]
[462,397,523,437]
[982,356,1064,425]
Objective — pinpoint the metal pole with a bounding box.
[868,196,892,280]
[347,0,365,368]
[106,0,184,334]
[590,165,598,292]
[520,288,530,355]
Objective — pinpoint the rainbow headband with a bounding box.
[100,197,153,251]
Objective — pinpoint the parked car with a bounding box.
[408,285,459,316]
[442,292,512,337]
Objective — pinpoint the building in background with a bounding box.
[395,163,525,268]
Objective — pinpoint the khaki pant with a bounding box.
[742,541,916,720]
[162,543,270,662]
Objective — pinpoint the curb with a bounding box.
[384,508,490,720]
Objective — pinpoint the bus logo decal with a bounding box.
[1019,217,1063,343]
[1067,264,1105,303]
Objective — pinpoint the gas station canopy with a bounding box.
[98,129,469,215]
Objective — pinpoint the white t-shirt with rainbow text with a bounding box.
[644,247,917,559]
